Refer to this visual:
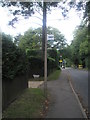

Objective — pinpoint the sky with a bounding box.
[0,3,84,45]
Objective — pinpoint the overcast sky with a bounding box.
[0,3,84,45]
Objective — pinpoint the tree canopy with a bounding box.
[69,22,88,68]
[2,33,28,79]
[17,26,66,51]
[47,26,67,49]
[18,28,42,51]
[0,0,86,27]
[1,0,89,69]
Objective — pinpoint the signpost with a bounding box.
[47,34,54,41]
[47,34,54,48]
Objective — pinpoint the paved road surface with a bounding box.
[66,67,88,109]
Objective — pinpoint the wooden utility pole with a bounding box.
[42,1,47,98]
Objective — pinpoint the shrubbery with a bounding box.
[2,33,59,80]
[27,56,58,77]
[2,33,28,80]
[47,49,59,67]
[26,49,42,57]
[26,49,59,77]
[27,56,44,77]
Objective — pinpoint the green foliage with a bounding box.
[70,24,88,68]
[27,54,58,78]
[26,48,59,77]
[47,57,58,75]
[65,58,72,67]
[26,49,42,58]
[47,49,59,66]
[79,39,88,56]
[2,33,28,80]
[2,27,66,80]
[59,45,72,59]
[18,28,42,51]
[58,45,72,67]
[18,27,66,51]
[84,1,90,22]
[47,26,67,49]
[79,39,88,68]
[48,70,61,81]
[62,22,89,69]
[27,56,44,77]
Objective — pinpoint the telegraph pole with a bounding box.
[42,1,47,98]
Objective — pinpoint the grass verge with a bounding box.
[48,69,61,81]
[3,88,46,118]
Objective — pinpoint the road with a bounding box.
[65,67,88,109]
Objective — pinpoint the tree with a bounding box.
[0,0,86,50]
[0,0,86,62]
[83,1,90,23]
[17,26,66,51]
[18,28,42,51]
[79,38,88,68]
[2,33,28,79]
[47,26,67,49]
[70,23,88,68]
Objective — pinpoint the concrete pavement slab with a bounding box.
[28,81,44,88]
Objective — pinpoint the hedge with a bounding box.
[27,56,58,78]
[47,49,59,67]
[26,49,42,57]
[2,33,28,80]
[2,33,59,80]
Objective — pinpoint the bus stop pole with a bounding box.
[43,1,47,98]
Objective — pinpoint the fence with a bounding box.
[2,75,28,110]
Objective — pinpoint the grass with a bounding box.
[48,69,61,81]
[2,70,61,118]
[2,88,46,118]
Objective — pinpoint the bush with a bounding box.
[2,33,28,80]
[26,49,42,57]
[28,56,44,77]
[47,57,57,75]
[47,49,59,67]
[65,58,72,67]
[27,55,58,78]
[26,49,59,78]
[2,34,59,80]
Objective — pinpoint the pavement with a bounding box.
[44,69,87,118]
[3,69,87,119]
[28,81,44,88]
